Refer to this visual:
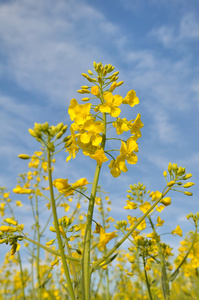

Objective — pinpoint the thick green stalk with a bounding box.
[82,164,101,299]
[82,110,107,300]
[47,148,75,300]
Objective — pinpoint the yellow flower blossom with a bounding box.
[130,113,144,139]
[94,223,117,251]
[115,137,138,173]
[124,200,137,210]
[99,92,123,117]
[90,148,109,166]
[171,225,183,237]
[15,201,23,207]
[68,98,91,125]
[151,191,162,201]
[80,118,104,146]
[4,218,18,226]
[122,90,139,107]
[91,86,100,96]
[13,185,33,194]
[161,197,171,206]
[108,160,121,177]
[156,216,164,227]
[0,203,6,216]
[112,118,130,135]
[136,218,146,231]
[53,179,74,197]
[139,201,152,214]
[0,226,17,232]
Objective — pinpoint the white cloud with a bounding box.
[150,13,199,48]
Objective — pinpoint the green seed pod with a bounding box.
[56,132,63,139]
[10,243,17,255]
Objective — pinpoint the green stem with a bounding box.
[47,148,75,300]
[22,235,80,262]
[82,103,107,299]
[143,256,153,300]
[82,164,101,299]
[148,216,170,300]
[17,251,26,300]
[35,194,41,300]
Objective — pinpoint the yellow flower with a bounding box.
[99,92,123,117]
[124,200,137,210]
[53,179,74,197]
[108,160,121,177]
[139,201,152,214]
[94,224,117,250]
[90,148,109,166]
[136,219,146,231]
[156,216,164,227]
[72,178,88,188]
[0,226,17,232]
[0,203,6,216]
[4,218,18,226]
[91,86,100,96]
[112,118,130,135]
[161,197,171,206]
[151,191,162,201]
[171,225,183,237]
[68,98,91,125]
[115,137,138,172]
[15,201,23,207]
[122,90,139,107]
[80,118,104,146]
[130,113,144,139]
[13,185,33,194]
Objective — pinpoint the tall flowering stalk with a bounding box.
[65,62,142,299]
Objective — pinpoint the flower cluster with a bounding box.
[65,62,143,177]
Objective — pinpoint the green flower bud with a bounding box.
[18,154,31,160]
[62,125,68,134]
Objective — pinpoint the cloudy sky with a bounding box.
[0,0,199,256]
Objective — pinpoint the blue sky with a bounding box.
[0,0,199,256]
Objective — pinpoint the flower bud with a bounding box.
[183,173,192,180]
[184,191,193,196]
[82,97,90,102]
[18,154,30,160]
[168,162,173,174]
[117,81,124,87]
[29,128,36,137]
[161,197,171,206]
[4,218,18,226]
[183,182,195,188]
[87,70,93,75]
[167,180,175,187]
[163,171,167,177]
[62,125,68,134]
